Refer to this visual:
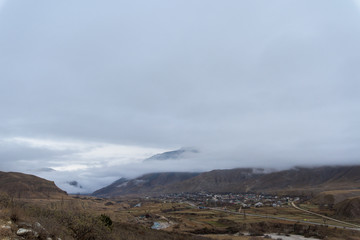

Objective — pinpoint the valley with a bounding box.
[2,1,359,239]
[2,193,359,240]
[1,166,360,239]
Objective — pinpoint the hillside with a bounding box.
[245,166,360,194]
[335,197,360,219]
[93,172,200,197]
[93,166,360,197]
[165,166,360,195]
[312,189,360,206]
[0,171,67,199]
[163,168,265,193]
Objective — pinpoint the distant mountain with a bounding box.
[93,173,200,197]
[92,178,128,197]
[163,168,265,193]
[144,147,198,161]
[0,171,67,199]
[247,166,360,194]
[93,166,360,197]
[168,166,360,195]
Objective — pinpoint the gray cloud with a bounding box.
[0,0,360,193]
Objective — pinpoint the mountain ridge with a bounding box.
[92,165,360,197]
[93,172,200,197]
[144,147,198,161]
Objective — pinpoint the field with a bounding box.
[2,194,357,240]
[1,194,360,240]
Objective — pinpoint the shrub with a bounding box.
[0,193,11,208]
[59,211,112,240]
[9,209,20,223]
[99,214,113,229]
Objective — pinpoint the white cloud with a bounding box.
[5,137,92,151]
[52,164,91,172]
[5,137,167,157]
[354,0,360,9]
[1,0,360,193]
[4,137,169,167]
[76,144,167,164]
[1,136,172,193]
[0,0,6,10]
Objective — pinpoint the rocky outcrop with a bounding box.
[0,219,62,240]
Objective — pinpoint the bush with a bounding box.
[10,209,20,223]
[59,211,112,240]
[0,193,11,208]
[99,214,113,229]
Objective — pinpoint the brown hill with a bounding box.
[312,189,360,206]
[0,171,67,199]
[244,166,360,194]
[334,197,360,219]
[93,166,360,197]
[162,166,360,195]
[164,168,264,193]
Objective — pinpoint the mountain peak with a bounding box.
[144,147,198,161]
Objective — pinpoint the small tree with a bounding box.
[59,211,112,240]
[99,214,113,229]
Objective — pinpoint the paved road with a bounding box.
[184,201,360,232]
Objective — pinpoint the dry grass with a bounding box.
[1,194,359,240]
[201,235,262,240]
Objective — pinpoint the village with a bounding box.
[148,192,304,209]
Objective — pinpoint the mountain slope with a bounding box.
[0,171,67,199]
[311,190,360,206]
[178,166,360,194]
[248,166,360,193]
[335,197,360,219]
[92,178,128,197]
[163,168,265,193]
[93,166,360,197]
[93,172,200,197]
[169,166,360,194]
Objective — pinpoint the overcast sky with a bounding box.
[1,0,360,193]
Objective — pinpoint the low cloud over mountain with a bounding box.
[0,0,360,193]
[145,148,199,161]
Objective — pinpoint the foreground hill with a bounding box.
[93,166,360,197]
[0,171,67,199]
[335,197,360,219]
[311,189,360,206]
